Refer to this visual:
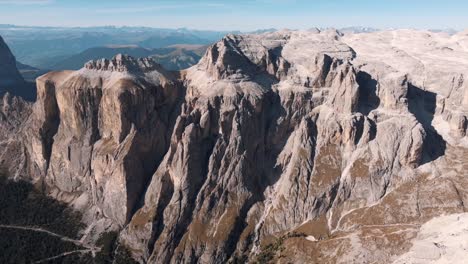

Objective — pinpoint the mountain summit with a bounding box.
[1,29,468,263]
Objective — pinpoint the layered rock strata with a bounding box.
[2,29,468,263]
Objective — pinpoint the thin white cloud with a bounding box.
[0,0,53,4]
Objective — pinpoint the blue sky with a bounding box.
[0,0,466,30]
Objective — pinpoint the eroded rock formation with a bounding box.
[2,29,468,263]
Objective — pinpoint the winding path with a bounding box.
[0,224,101,262]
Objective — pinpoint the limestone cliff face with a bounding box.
[118,31,432,263]
[21,56,184,231]
[2,29,468,263]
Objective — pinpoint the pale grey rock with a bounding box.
[0,92,32,179]
[2,29,468,263]
[120,30,432,263]
[84,54,166,74]
[20,56,183,230]
[393,213,468,264]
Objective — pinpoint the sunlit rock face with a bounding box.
[2,29,468,263]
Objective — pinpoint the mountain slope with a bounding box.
[0,25,226,68]
[16,61,49,82]
[1,29,468,263]
[149,46,206,70]
[0,36,23,88]
[50,46,155,70]
[0,36,35,100]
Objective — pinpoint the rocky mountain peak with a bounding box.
[196,34,261,81]
[84,54,164,73]
[2,29,468,263]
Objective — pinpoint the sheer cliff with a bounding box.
[2,29,468,263]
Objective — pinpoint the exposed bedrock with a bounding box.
[2,29,468,263]
[119,31,430,263]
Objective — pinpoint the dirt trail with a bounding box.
[0,224,101,261]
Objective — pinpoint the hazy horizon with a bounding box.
[0,23,463,33]
[0,0,466,31]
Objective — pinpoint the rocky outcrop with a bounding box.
[2,29,468,263]
[119,30,432,263]
[0,37,33,175]
[21,56,184,233]
[0,92,32,179]
[393,213,468,264]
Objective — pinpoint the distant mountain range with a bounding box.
[48,44,207,71]
[1,25,459,79]
[0,26,214,68]
[0,25,278,79]
[2,29,468,263]
[0,25,246,69]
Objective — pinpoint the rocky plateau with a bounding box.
[1,28,468,263]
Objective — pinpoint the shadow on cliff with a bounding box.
[407,84,446,164]
[138,46,286,261]
[223,91,319,261]
[356,71,380,115]
[129,81,188,219]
